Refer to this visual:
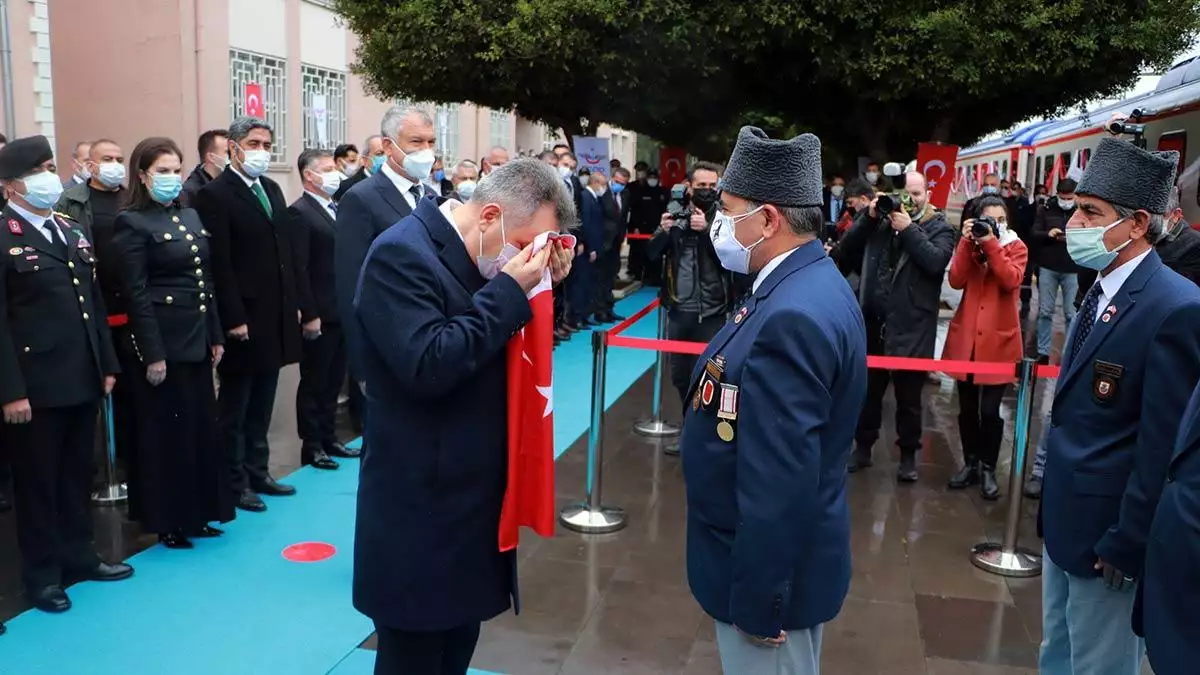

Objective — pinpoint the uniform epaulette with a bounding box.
[53,211,75,222]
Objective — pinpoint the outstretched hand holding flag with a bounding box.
[499,230,576,551]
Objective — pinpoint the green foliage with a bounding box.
[334,0,1200,164]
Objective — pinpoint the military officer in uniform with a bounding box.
[0,135,133,614]
[679,127,868,675]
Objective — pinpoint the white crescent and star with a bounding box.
[247,94,261,111]
[536,380,553,417]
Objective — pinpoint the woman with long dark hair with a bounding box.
[112,137,232,548]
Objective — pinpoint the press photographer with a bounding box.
[941,196,1028,500]
[647,161,737,453]
[833,170,956,482]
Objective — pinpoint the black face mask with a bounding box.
[692,188,718,211]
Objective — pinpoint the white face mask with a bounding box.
[830,185,845,198]
[395,143,436,181]
[20,171,65,210]
[342,161,360,177]
[316,170,342,197]
[710,205,766,274]
[556,165,572,180]
[477,211,520,279]
[208,153,230,170]
[865,171,879,183]
[76,165,92,181]
[97,162,125,189]
[456,180,477,200]
[593,186,607,198]
[647,178,659,187]
[239,146,271,178]
[578,175,589,188]
[1057,197,1075,210]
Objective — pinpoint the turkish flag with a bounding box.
[244,83,264,119]
[660,146,688,189]
[916,142,959,210]
[499,231,577,552]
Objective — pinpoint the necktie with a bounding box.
[42,221,67,256]
[1070,283,1104,363]
[408,184,423,206]
[328,201,338,214]
[251,181,273,218]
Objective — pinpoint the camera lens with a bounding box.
[876,194,895,215]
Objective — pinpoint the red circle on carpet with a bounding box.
[282,542,337,563]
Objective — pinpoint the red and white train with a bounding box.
[948,57,1200,224]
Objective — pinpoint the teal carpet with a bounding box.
[327,649,500,675]
[0,288,660,675]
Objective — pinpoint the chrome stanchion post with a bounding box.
[970,358,1042,577]
[92,394,127,506]
[633,307,680,438]
[560,330,628,534]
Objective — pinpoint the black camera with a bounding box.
[972,215,1000,239]
[666,183,691,228]
[1104,109,1152,149]
[875,191,913,217]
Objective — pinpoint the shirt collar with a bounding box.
[1098,247,1153,301]
[752,246,800,294]
[381,161,416,195]
[9,201,50,229]
[305,190,333,210]
[439,198,466,243]
[233,166,258,187]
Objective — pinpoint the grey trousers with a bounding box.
[714,621,824,675]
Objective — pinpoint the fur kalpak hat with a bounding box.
[1076,137,1178,214]
[720,127,823,208]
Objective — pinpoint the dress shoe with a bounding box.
[32,586,71,613]
[579,318,598,328]
[79,561,134,582]
[0,491,10,513]
[160,532,194,550]
[554,327,572,341]
[237,489,267,512]
[306,451,339,471]
[190,525,224,538]
[608,312,627,322]
[948,461,980,490]
[1023,475,1043,500]
[846,444,874,473]
[980,464,1000,501]
[896,451,919,483]
[326,441,361,459]
[252,477,297,496]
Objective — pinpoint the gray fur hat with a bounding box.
[1076,137,1178,214]
[719,126,823,208]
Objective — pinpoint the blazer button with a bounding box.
[200,305,208,313]
[78,295,85,303]
[178,225,186,232]
[166,296,174,304]
[68,262,75,269]
[82,312,90,320]
[73,278,80,286]
[164,233,172,240]
[198,280,205,288]
[23,346,30,353]
[186,234,195,241]
[191,245,199,253]
[194,257,202,264]
[195,269,203,277]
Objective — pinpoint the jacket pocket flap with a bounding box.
[1073,471,1126,497]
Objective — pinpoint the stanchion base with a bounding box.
[559,503,628,534]
[969,542,1042,578]
[91,483,128,507]
[634,419,680,438]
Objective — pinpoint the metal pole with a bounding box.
[91,394,127,506]
[0,0,17,140]
[559,330,627,534]
[970,358,1042,577]
[633,307,680,438]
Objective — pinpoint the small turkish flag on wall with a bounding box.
[244,83,264,119]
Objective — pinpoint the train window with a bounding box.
[1080,148,1091,170]
[1157,131,1186,173]
[1035,157,1043,187]
[1058,152,1072,180]
[1001,160,1009,180]
[1042,154,1054,186]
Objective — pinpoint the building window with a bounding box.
[229,49,289,164]
[300,64,347,151]
[489,110,511,150]
[435,104,460,165]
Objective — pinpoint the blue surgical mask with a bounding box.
[982,186,1000,195]
[239,147,271,178]
[150,174,183,204]
[611,183,625,195]
[710,205,766,274]
[456,180,477,200]
[371,155,386,173]
[1065,217,1131,270]
[19,171,64,210]
[433,169,445,182]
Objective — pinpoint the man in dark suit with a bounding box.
[680,128,867,674]
[193,116,304,513]
[181,129,228,207]
[289,149,356,471]
[594,166,631,322]
[352,159,574,674]
[335,107,437,456]
[1038,138,1200,675]
[568,172,606,328]
[0,135,133,615]
[333,134,384,202]
[821,174,848,236]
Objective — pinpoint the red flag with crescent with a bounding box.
[244,83,264,119]
[499,230,576,551]
[659,146,688,189]
[916,142,959,210]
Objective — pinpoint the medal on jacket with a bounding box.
[716,384,739,442]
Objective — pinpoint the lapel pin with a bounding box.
[8,246,22,256]
[734,306,749,324]
[8,219,22,235]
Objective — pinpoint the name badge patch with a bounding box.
[1092,360,1124,403]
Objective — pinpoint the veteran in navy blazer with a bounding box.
[680,127,867,675]
[1037,137,1200,675]
[351,159,574,675]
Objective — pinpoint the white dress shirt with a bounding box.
[305,190,337,219]
[1091,248,1153,322]
[440,199,466,243]
[752,246,800,294]
[381,162,419,210]
[9,201,56,244]
[233,166,259,189]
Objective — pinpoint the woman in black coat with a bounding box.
[111,137,233,548]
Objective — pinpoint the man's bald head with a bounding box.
[905,171,929,211]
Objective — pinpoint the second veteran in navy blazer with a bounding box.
[351,159,575,675]
[680,126,868,675]
[1038,137,1200,675]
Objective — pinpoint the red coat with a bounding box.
[942,233,1028,385]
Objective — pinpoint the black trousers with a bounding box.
[373,621,481,675]
[591,244,621,315]
[218,367,279,493]
[627,231,649,279]
[347,375,365,434]
[855,322,926,454]
[668,311,728,413]
[1021,262,1036,308]
[567,256,594,324]
[2,402,103,591]
[956,378,1008,467]
[296,323,347,455]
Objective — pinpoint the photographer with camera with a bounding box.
[835,171,956,482]
[941,196,1028,500]
[647,162,737,453]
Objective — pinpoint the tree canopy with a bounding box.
[334,0,1199,165]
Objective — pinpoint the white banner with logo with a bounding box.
[312,94,329,146]
[573,136,610,177]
